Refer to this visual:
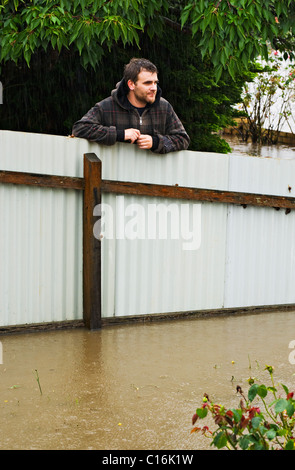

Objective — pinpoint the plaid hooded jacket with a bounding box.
[72,79,190,154]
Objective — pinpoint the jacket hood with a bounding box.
[111,78,162,109]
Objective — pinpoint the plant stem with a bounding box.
[260,396,277,424]
[34,369,43,396]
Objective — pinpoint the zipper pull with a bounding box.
[139,117,142,126]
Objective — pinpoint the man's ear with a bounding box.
[127,79,135,91]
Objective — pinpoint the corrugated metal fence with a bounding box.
[1,130,295,331]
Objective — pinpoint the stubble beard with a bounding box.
[134,90,156,106]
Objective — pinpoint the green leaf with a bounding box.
[248,384,258,402]
[277,427,289,437]
[213,431,228,449]
[214,64,223,83]
[286,401,295,418]
[231,408,242,423]
[196,407,208,419]
[180,5,192,28]
[208,36,214,54]
[251,416,263,429]
[257,384,268,399]
[239,435,251,450]
[266,429,277,440]
[285,440,295,450]
[274,398,288,414]
[23,45,31,67]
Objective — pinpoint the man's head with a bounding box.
[123,58,158,85]
[124,58,159,107]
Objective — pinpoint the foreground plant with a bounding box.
[34,369,43,396]
[191,365,295,450]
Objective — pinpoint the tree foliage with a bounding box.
[0,0,168,69]
[181,0,295,79]
[1,0,295,76]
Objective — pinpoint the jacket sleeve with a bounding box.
[153,103,190,154]
[72,103,118,146]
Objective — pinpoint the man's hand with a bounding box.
[124,129,153,150]
[136,134,153,150]
[124,128,141,144]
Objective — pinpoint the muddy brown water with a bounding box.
[1,310,295,450]
[224,134,295,159]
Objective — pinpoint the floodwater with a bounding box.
[1,310,295,450]
[224,134,295,159]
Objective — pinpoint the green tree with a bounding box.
[1,0,295,75]
[0,0,168,69]
[181,0,295,80]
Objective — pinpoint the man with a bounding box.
[72,58,190,154]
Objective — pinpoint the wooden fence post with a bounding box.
[83,153,102,330]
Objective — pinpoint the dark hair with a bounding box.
[123,58,158,84]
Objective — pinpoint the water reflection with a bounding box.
[1,310,295,450]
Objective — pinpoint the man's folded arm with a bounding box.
[72,104,118,146]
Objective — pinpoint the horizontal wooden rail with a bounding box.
[0,170,84,190]
[1,168,294,210]
[101,179,295,210]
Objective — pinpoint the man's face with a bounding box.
[128,70,158,107]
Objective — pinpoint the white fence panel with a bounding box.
[101,196,227,317]
[0,184,83,326]
[224,204,295,308]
